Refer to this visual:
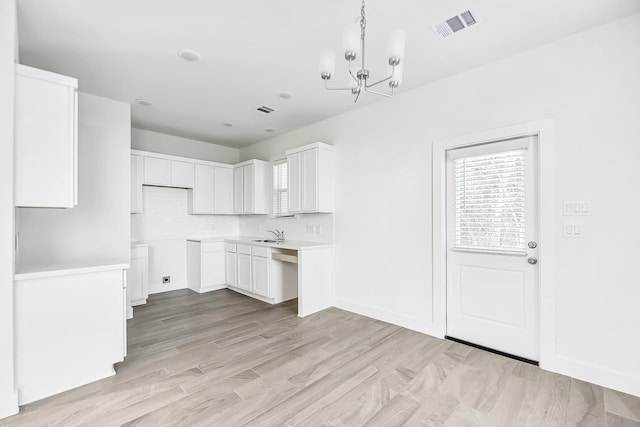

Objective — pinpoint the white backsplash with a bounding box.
[131,186,239,241]
[239,213,334,243]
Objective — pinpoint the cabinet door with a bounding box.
[143,157,171,186]
[243,164,255,214]
[301,149,318,212]
[252,256,270,298]
[131,155,144,214]
[14,67,77,208]
[129,249,148,306]
[225,251,237,286]
[287,153,301,213]
[171,161,194,188]
[233,167,244,214]
[214,167,234,214]
[237,253,251,291]
[192,164,214,214]
[203,250,225,288]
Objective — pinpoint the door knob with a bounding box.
[527,257,538,265]
[528,241,537,249]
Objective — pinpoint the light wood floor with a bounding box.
[3,289,640,427]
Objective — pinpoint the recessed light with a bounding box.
[177,49,201,62]
[278,91,294,100]
[222,122,233,127]
[265,128,276,133]
[135,99,152,106]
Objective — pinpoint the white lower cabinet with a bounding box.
[251,254,270,298]
[224,243,237,287]
[14,266,127,405]
[128,244,149,310]
[187,241,225,293]
[237,252,252,291]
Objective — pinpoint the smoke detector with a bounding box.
[433,10,478,39]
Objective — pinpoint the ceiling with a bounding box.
[17,0,640,148]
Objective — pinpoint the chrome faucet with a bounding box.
[267,229,285,242]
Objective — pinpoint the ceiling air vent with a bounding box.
[433,9,478,39]
[255,105,276,115]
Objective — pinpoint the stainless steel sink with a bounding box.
[252,239,278,243]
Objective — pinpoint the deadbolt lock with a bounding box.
[528,241,537,249]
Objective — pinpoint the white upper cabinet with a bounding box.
[170,160,194,188]
[14,64,78,208]
[188,164,233,215]
[233,160,269,215]
[189,164,215,214]
[143,156,194,188]
[143,156,170,186]
[214,167,234,214]
[286,142,335,213]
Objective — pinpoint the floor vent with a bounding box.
[255,105,276,115]
[433,9,478,39]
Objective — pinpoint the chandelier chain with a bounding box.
[360,0,366,39]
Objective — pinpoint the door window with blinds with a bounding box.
[272,160,289,216]
[447,138,530,252]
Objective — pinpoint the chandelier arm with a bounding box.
[363,86,393,98]
[365,74,394,89]
[324,79,358,91]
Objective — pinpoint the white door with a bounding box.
[446,136,539,361]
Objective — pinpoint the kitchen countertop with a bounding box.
[15,260,130,281]
[187,236,334,251]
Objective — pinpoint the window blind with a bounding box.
[272,161,288,216]
[453,149,526,251]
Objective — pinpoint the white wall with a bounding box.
[131,186,239,294]
[16,93,131,269]
[241,14,640,396]
[0,0,18,419]
[132,128,240,164]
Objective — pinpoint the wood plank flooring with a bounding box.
[2,288,639,426]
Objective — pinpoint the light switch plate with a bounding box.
[563,201,592,216]
[563,223,583,238]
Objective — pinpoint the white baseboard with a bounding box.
[126,307,133,319]
[334,297,444,339]
[227,286,274,305]
[149,281,186,295]
[193,284,226,294]
[542,354,640,397]
[0,390,18,421]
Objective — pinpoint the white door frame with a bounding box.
[432,119,556,366]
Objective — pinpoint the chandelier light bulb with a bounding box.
[386,29,406,62]
[342,23,361,60]
[319,49,336,79]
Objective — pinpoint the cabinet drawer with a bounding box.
[224,243,237,253]
[252,246,270,258]
[202,242,224,253]
[237,244,251,255]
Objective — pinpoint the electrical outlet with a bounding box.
[162,276,171,284]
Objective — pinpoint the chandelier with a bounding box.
[319,0,406,102]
